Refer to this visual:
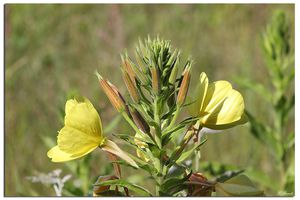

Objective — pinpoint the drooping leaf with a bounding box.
[215,170,245,183]
[215,174,264,196]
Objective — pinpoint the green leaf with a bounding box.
[162,117,199,137]
[113,133,154,146]
[162,117,199,146]
[176,139,207,164]
[215,170,245,183]
[165,164,188,180]
[93,179,153,196]
[160,171,192,196]
[215,174,264,196]
[111,159,158,176]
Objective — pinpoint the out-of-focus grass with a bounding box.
[5,4,294,196]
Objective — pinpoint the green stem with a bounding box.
[153,98,164,196]
[274,109,286,192]
[155,185,160,196]
[154,98,161,126]
[153,98,162,149]
[195,150,200,172]
[168,122,202,168]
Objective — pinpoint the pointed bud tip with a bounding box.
[95,71,103,81]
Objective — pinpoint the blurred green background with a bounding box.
[5,4,294,196]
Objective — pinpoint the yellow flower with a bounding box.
[47,97,138,168]
[134,132,150,162]
[192,72,247,130]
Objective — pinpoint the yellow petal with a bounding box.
[202,81,232,113]
[57,126,101,154]
[65,99,77,115]
[215,89,245,123]
[200,96,227,125]
[47,145,98,162]
[48,97,105,163]
[189,72,209,117]
[197,72,209,113]
[102,139,138,168]
[201,90,246,129]
[65,98,103,138]
[204,113,248,130]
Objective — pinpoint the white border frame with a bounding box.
[0,1,297,199]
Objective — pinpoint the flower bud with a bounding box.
[122,71,140,103]
[131,62,149,85]
[177,64,191,106]
[168,59,179,84]
[166,49,178,67]
[122,54,149,85]
[134,51,147,73]
[121,55,136,85]
[151,66,160,95]
[130,108,150,133]
[96,72,126,112]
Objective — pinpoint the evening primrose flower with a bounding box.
[192,72,247,130]
[47,97,138,168]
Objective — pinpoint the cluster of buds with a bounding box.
[97,37,191,138]
[96,37,192,158]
